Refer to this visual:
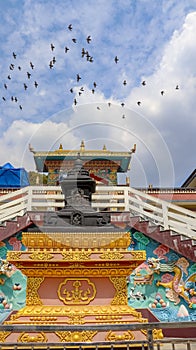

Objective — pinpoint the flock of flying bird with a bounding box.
[1,23,180,116]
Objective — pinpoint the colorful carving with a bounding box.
[0,259,13,277]
[147,257,196,308]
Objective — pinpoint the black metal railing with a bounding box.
[0,321,196,349]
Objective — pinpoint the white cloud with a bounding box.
[0,2,195,187]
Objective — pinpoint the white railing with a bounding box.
[0,185,195,240]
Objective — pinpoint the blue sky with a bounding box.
[0,0,196,187]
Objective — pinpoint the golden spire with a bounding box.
[103,144,107,151]
[59,143,63,150]
[80,140,85,151]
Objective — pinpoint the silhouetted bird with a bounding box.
[27,72,31,79]
[123,80,127,85]
[2,97,6,101]
[175,85,179,90]
[93,82,97,88]
[121,102,125,107]
[18,66,21,70]
[86,52,90,60]
[108,102,111,107]
[86,35,91,43]
[74,98,77,105]
[68,24,72,31]
[91,89,95,94]
[19,105,22,110]
[161,90,164,95]
[114,56,119,63]
[80,87,84,91]
[122,114,125,118]
[52,57,56,64]
[137,101,141,106]
[34,81,38,88]
[13,52,17,59]
[88,56,93,62]
[77,74,81,82]
[11,96,14,101]
[78,92,82,96]
[30,62,34,69]
[97,106,100,110]
[24,83,28,90]
[9,64,14,70]
[72,38,77,43]
[49,61,53,69]
[142,81,146,86]
[70,88,73,93]
[15,97,17,102]
[7,75,11,80]
[51,43,55,51]
[4,84,7,89]
[65,47,69,53]
[81,48,86,57]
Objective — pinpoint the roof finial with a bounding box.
[103,144,107,151]
[131,144,136,153]
[59,143,63,150]
[80,140,85,151]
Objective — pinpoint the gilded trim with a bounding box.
[26,277,44,306]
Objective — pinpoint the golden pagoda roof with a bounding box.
[31,140,136,173]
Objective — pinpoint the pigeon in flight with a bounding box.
[97,106,101,110]
[123,80,127,85]
[70,88,73,93]
[7,75,11,80]
[9,64,14,70]
[114,56,119,63]
[161,90,164,95]
[51,43,55,51]
[93,82,97,88]
[142,81,146,86]
[2,97,6,101]
[74,98,77,105]
[121,102,125,107]
[175,85,179,90]
[13,52,17,59]
[72,38,77,43]
[86,35,91,43]
[18,66,21,70]
[49,61,53,69]
[24,83,28,90]
[34,81,38,88]
[77,74,81,82]
[27,72,31,79]
[30,62,34,69]
[81,48,86,57]
[137,101,141,106]
[4,84,7,89]
[19,105,22,110]
[65,46,69,53]
[68,24,72,31]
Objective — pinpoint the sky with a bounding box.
[0,0,196,188]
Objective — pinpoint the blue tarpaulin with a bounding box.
[0,163,29,188]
